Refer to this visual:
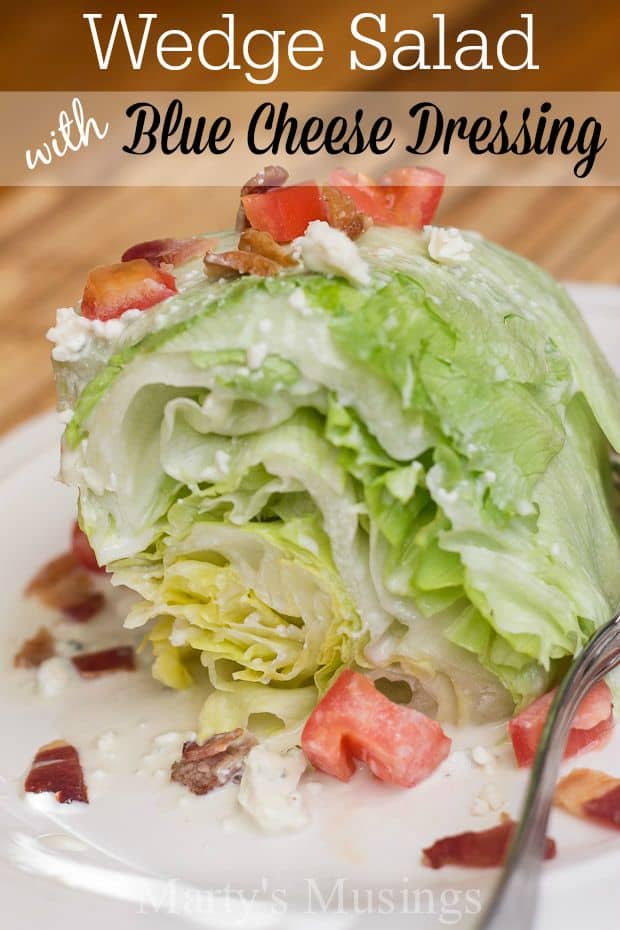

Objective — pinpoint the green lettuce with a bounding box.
[55,224,620,736]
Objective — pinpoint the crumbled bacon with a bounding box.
[170,728,257,795]
[81,260,177,322]
[204,249,283,279]
[121,237,218,267]
[584,785,620,827]
[63,592,106,623]
[24,740,88,804]
[555,768,620,829]
[26,551,105,621]
[422,815,557,869]
[205,226,299,281]
[321,186,372,240]
[26,553,84,602]
[236,166,289,231]
[71,646,136,678]
[13,626,55,669]
[238,228,298,267]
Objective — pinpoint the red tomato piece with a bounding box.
[301,669,451,788]
[380,167,445,227]
[121,237,218,267]
[81,259,177,321]
[329,170,374,186]
[71,521,104,573]
[328,166,445,229]
[328,169,393,223]
[241,183,328,242]
[508,681,614,768]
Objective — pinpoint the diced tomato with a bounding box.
[121,237,218,267]
[509,682,614,768]
[301,669,451,788]
[81,259,177,321]
[241,183,328,242]
[328,169,390,222]
[381,167,445,227]
[71,521,104,573]
[328,166,445,229]
[328,171,374,188]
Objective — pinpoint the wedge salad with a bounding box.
[44,166,620,813]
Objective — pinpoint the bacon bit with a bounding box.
[236,166,289,231]
[238,228,298,267]
[422,815,557,869]
[27,553,95,607]
[555,768,620,829]
[71,646,136,678]
[170,728,257,795]
[26,551,105,621]
[121,237,218,267]
[204,250,282,280]
[26,553,81,601]
[321,186,372,240]
[81,259,177,322]
[63,592,106,623]
[24,740,88,804]
[204,227,298,281]
[14,626,55,669]
[584,785,620,827]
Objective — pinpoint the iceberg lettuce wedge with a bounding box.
[54,223,620,736]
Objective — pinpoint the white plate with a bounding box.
[1,283,619,930]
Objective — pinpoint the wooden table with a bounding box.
[1,0,618,437]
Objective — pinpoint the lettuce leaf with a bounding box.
[57,224,620,731]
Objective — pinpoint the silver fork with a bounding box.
[477,611,620,930]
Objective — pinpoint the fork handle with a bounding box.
[477,613,620,930]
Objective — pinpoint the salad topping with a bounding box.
[555,768,620,829]
[171,729,258,796]
[238,746,309,833]
[13,626,55,669]
[71,645,136,677]
[40,164,620,847]
[422,815,556,870]
[81,259,178,322]
[329,166,445,228]
[204,229,298,279]
[293,220,371,286]
[508,682,614,768]
[24,740,88,805]
[121,237,218,268]
[425,226,474,265]
[301,670,451,787]
[26,552,102,616]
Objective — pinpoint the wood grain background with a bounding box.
[1,0,618,436]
